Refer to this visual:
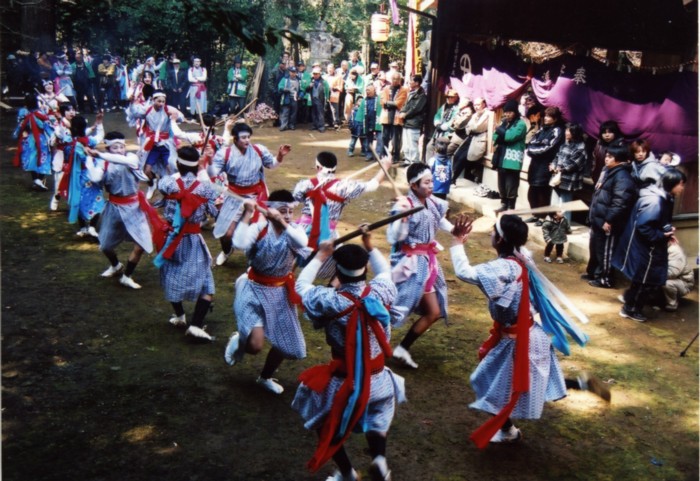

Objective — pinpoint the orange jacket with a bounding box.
[379,85,408,126]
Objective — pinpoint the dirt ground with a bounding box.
[1,111,698,481]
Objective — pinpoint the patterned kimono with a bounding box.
[230,219,311,363]
[386,191,450,327]
[158,173,218,302]
[92,152,153,253]
[209,143,278,238]
[292,252,405,471]
[128,103,179,177]
[13,108,53,175]
[61,126,106,223]
[450,248,567,420]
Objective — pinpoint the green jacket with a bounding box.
[306,78,330,106]
[297,70,312,102]
[354,96,383,133]
[227,67,249,97]
[432,103,459,137]
[71,62,95,79]
[493,118,527,171]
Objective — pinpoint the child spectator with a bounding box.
[542,211,572,264]
[661,237,695,312]
[427,136,452,200]
[629,139,665,188]
[347,95,366,157]
[658,151,681,167]
[591,120,623,183]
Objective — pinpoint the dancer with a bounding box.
[292,233,404,481]
[223,192,311,394]
[13,93,53,191]
[449,214,608,447]
[209,122,291,266]
[157,146,219,341]
[386,163,453,369]
[84,131,152,289]
[49,103,76,210]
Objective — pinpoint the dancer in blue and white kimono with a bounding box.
[386,163,453,369]
[208,122,290,266]
[157,147,219,341]
[292,151,392,279]
[449,214,608,447]
[60,115,105,238]
[223,191,311,395]
[13,94,54,191]
[84,131,152,290]
[292,234,404,481]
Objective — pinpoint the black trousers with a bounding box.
[528,185,552,219]
[586,226,617,286]
[382,124,403,162]
[545,242,564,257]
[311,99,325,131]
[497,168,520,206]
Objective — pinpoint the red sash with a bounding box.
[299,286,393,472]
[139,105,171,151]
[13,111,50,167]
[247,268,301,305]
[305,177,346,248]
[470,258,531,449]
[159,178,207,259]
[109,193,139,205]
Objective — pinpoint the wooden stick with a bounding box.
[369,146,401,198]
[343,161,381,181]
[504,200,589,216]
[215,97,258,126]
[194,102,206,133]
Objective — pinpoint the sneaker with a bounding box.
[325,469,360,481]
[119,274,142,290]
[168,314,187,327]
[347,150,354,157]
[664,303,678,312]
[76,227,89,237]
[256,376,284,394]
[215,250,231,266]
[186,325,214,341]
[544,257,552,263]
[101,262,124,277]
[578,372,611,403]
[525,217,538,223]
[87,226,99,238]
[556,257,564,264]
[224,332,240,366]
[369,456,392,481]
[617,294,626,304]
[33,178,48,191]
[393,345,418,369]
[619,307,647,323]
[146,180,158,200]
[490,425,522,443]
[588,279,612,289]
[534,219,544,227]
[50,195,59,211]
[580,273,595,281]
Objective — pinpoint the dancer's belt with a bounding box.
[109,193,139,205]
[228,180,266,198]
[247,268,301,305]
[401,242,439,292]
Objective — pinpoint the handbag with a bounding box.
[549,171,562,187]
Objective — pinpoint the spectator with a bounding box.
[613,168,687,322]
[452,97,489,184]
[542,211,572,264]
[97,55,117,111]
[428,136,453,200]
[325,63,342,129]
[660,237,695,312]
[426,89,460,160]
[659,151,681,167]
[492,99,527,213]
[591,120,623,183]
[379,72,408,164]
[550,123,588,222]
[308,66,329,133]
[53,53,77,108]
[71,51,97,113]
[356,84,382,161]
[277,66,299,131]
[187,57,208,118]
[584,144,637,289]
[347,95,366,157]
[343,67,364,122]
[398,74,427,167]
[226,56,248,115]
[167,58,188,113]
[629,139,666,188]
[525,106,565,225]
[296,61,310,124]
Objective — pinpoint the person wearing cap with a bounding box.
[293,151,393,278]
[398,74,427,166]
[379,71,408,163]
[385,61,399,80]
[363,62,382,95]
[53,53,77,109]
[83,131,152,289]
[425,89,460,160]
[292,233,404,481]
[223,191,311,394]
[309,66,330,133]
[187,57,208,118]
[492,99,528,213]
[296,61,311,124]
[209,122,291,266]
[156,146,220,341]
[385,163,454,369]
[226,56,248,115]
[278,66,300,131]
[353,84,382,161]
[166,57,188,112]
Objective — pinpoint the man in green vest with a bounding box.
[296,60,311,124]
[227,56,248,115]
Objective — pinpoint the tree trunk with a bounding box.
[19,0,56,52]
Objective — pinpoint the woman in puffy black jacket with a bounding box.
[525,106,564,225]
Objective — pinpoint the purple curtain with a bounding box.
[445,42,698,163]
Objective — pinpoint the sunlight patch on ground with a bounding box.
[17,212,49,228]
[562,390,614,413]
[122,425,155,443]
[64,243,101,252]
[603,389,658,410]
[574,343,641,365]
[298,139,351,149]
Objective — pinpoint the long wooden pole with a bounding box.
[369,146,401,198]
[215,97,258,126]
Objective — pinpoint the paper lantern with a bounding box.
[371,13,390,43]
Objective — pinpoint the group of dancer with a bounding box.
[13,85,611,481]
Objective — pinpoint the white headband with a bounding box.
[337,264,366,277]
[152,92,166,99]
[495,216,505,240]
[315,159,336,174]
[267,201,297,210]
[408,168,432,185]
[104,138,126,147]
[177,157,199,167]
